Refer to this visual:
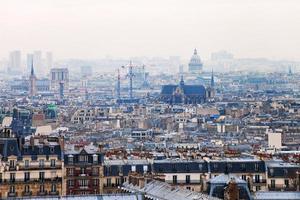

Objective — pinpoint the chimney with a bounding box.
[59,136,65,151]
[224,178,239,200]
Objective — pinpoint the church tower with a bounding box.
[29,61,37,97]
[206,69,215,100]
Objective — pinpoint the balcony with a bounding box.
[22,191,32,196]
[7,192,17,197]
[2,177,62,184]
[253,179,267,185]
[49,191,59,195]
[268,184,297,191]
[167,180,203,185]
[37,191,48,196]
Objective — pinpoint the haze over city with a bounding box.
[0,1,300,200]
[1,0,300,60]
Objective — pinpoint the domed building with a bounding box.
[188,49,203,73]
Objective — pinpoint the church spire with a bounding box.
[211,68,214,87]
[30,60,34,76]
[179,75,185,87]
[194,48,197,55]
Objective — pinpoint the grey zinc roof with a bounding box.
[254,192,300,200]
[122,180,220,200]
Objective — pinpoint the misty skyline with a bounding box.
[1,0,300,61]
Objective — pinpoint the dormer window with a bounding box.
[255,163,259,171]
[131,165,136,172]
[39,147,43,154]
[39,159,45,168]
[143,165,148,172]
[24,160,29,168]
[93,154,98,163]
[9,160,15,168]
[24,146,28,153]
[68,155,73,163]
[79,155,88,162]
[199,164,203,171]
[270,168,274,176]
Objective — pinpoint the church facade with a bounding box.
[160,76,212,104]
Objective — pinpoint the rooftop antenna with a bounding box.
[117,68,121,99]
[126,61,135,99]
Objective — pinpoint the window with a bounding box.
[242,175,246,180]
[68,155,73,163]
[285,179,289,188]
[93,179,99,186]
[9,160,15,168]
[79,155,88,162]
[93,154,98,163]
[92,167,99,175]
[50,159,56,167]
[0,173,2,183]
[24,172,30,182]
[107,178,112,187]
[241,163,246,171]
[256,186,261,191]
[40,185,45,192]
[199,164,203,171]
[131,165,136,172]
[255,175,260,183]
[80,168,86,175]
[271,179,275,188]
[39,172,45,181]
[9,185,15,193]
[255,163,259,171]
[39,159,45,168]
[143,165,148,172]
[51,184,56,192]
[269,168,274,176]
[79,179,89,187]
[39,147,43,154]
[24,185,30,193]
[186,175,191,184]
[67,168,74,176]
[10,173,15,182]
[24,160,29,168]
[68,180,74,187]
[173,175,177,184]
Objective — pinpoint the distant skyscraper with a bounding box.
[188,49,203,73]
[33,51,42,75]
[46,52,53,73]
[80,66,93,77]
[211,50,234,61]
[179,65,184,75]
[27,54,34,73]
[9,50,21,73]
[50,68,69,94]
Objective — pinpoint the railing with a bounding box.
[37,191,48,196]
[253,179,267,184]
[22,191,33,196]
[2,177,62,184]
[166,180,203,184]
[49,191,59,195]
[7,192,17,197]
[268,185,298,191]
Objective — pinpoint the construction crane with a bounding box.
[126,61,135,100]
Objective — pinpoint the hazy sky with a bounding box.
[1,0,300,60]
